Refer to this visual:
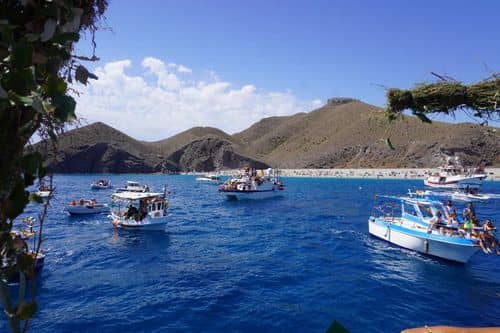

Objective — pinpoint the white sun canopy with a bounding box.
[111,191,162,200]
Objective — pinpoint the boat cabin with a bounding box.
[111,192,167,221]
[376,195,446,226]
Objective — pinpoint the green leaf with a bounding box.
[29,192,44,204]
[40,19,57,42]
[52,32,80,44]
[11,38,33,69]
[8,91,33,106]
[0,82,7,99]
[52,95,76,122]
[326,320,350,333]
[5,66,36,95]
[75,65,98,85]
[32,97,44,113]
[22,152,43,175]
[44,75,67,96]
[5,181,29,219]
[16,253,35,272]
[414,112,432,123]
[17,301,37,320]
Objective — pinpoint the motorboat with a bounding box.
[91,178,112,190]
[115,181,150,193]
[451,191,490,202]
[196,174,223,185]
[2,218,45,283]
[110,191,168,230]
[368,195,481,263]
[2,251,45,284]
[66,199,109,215]
[218,168,285,200]
[424,160,487,189]
[35,184,53,198]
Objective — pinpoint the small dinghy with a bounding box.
[196,174,222,185]
[67,199,109,215]
[2,218,45,284]
[452,191,490,202]
[91,178,112,190]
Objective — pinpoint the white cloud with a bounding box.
[177,65,192,73]
[75,57,321,141]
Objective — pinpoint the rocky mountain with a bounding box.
[37,123,267,173]
[36,98,500,173]
[35,122,165,173]
[234,98,500,168]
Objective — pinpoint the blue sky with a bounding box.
[75,0,500,140]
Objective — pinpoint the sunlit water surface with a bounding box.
[3,175,499,332]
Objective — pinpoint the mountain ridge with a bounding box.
[35,99,500,173]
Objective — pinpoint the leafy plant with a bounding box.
[0,1,108,332]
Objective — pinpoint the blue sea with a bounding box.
[3,175,500,332]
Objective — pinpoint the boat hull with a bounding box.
[111,215,168,231]
[368,218,479,263]
[424,175,485,189]
[220,189,283,200]
[91,184,111,190]
[451,192,489,202]
[196,179,222,185]
[4,254,45,284]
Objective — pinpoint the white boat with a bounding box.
[368,195,480,263]
[3,218,45,283]
[218,168,285,200]
[35,184,53,198]
[451,191,490,202]
[196,174,222,185]
[35,190,52,198]
[91,178,112,189]
[424,161,487,189]
[115,181,150,193]
[66,200,109,215]
[110,191,168,230]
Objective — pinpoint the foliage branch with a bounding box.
[0,0,107,331]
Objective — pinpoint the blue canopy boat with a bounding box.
[368,195,480,263]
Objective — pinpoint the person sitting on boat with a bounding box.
[79,198,85,206]
[462,202,475,221]
[428,211,445,234]
[125,205,139,220]
[445,212,460,236]
[459,216,476,239]
[443,200,453,218]
[139,200,148,220]
[482,219,499,255]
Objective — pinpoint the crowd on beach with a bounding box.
[189,168,500,180]
[428,200,499,254]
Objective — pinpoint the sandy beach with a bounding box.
[195,168,500,181]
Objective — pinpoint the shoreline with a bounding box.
[188,168,500,181]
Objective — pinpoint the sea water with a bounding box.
[2,175,499,332]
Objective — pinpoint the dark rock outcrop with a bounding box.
[166,137,268,172]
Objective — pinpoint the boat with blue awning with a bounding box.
[368,195,481,263]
